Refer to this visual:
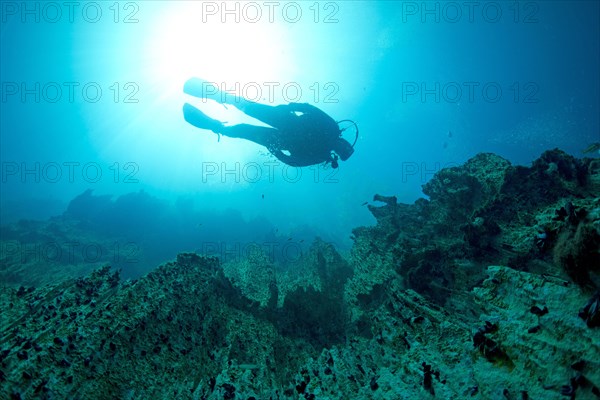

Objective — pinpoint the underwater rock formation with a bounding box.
[1,149,599,399]
[350,149,600,307]
[0,218,127,287]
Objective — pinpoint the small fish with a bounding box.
[443,142,448,149]
[582,142,600,154]
[261,194,264,199]
[196,223,203,228]
[447,130,453,138]
[361,201,368,206]
[287,237,292,241]
[299,239,304,243]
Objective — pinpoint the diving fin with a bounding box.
[183,78,228,104]
[182,103,223,133]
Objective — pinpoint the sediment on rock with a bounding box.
[2,149,599,399]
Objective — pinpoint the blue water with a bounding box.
[1,1,598,269]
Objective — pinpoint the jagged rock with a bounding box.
[552,201,600,286]
[473,266,600,398]
[422,152,512,228]
[352,150,600,308]
[222,246,276,308]
[2,149,599,399]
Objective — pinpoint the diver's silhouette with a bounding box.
[183,78,355,168]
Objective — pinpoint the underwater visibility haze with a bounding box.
[1,1,599,399]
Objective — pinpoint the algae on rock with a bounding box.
[2,150,600,399]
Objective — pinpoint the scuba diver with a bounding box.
[182,78,356,168]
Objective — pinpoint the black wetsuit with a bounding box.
[221,102,350,167]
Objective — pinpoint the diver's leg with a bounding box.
[220,124,280,149]
[184,102,282,148]
[183,78,295,129]
[233,102,296,130]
